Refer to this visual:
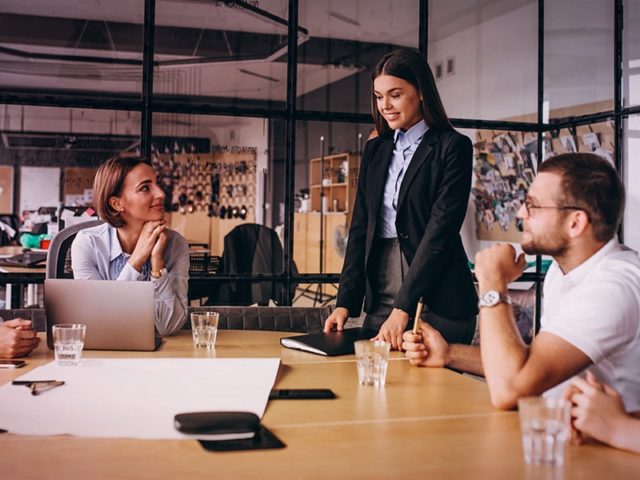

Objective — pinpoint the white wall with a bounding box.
[223,119,269,226]
[430,1,614,121]
[624,117,640,252]
[544,0,614,112]
[429,1,620,259]
[429,3,538,121]
[2,105,140,136]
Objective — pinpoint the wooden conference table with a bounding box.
[1,331,638,479]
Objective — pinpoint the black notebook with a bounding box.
[280,328,378,356]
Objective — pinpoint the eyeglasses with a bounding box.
[522,200,584,217]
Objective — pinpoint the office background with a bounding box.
[0,0,639,306]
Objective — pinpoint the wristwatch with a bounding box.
[151,267,167,280]
[478,290,512,308]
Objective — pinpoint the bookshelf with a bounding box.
[308,152,360,228]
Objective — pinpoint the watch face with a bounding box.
[480,291,500,307]
[485,291,499,304]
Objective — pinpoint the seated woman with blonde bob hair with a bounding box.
[71,156,189,336]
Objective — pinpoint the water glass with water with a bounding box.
[518,396,571,466]
[354,340,391,387]
[52,324,86,366]
[190,312,219,349]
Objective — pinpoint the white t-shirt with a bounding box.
[541,239,640,412]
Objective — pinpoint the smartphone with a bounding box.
[269,389,336,400]
[0,360,26,369]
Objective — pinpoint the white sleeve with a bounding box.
[151,234,190,336]
[70,231,105,280]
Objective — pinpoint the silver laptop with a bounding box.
[45,279,162,351]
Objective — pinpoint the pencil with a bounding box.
[412,297,424,335]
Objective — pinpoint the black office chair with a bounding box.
[0,214,19,246]
[45,219,104,279]
[206,224,298,306]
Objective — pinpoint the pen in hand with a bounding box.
[412,297,424,335]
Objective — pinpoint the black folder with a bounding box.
[280,328,378,356]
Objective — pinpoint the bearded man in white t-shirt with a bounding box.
[403,152,640,413]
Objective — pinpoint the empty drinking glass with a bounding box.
[52,324,86,366]
[518,396,571,466]
[354,340,390,387]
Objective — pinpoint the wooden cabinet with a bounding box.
[294,152,359,297]
[293,211,308,272]
[294,212,346,275]
[294,211,346,297]
[308,153,360,228]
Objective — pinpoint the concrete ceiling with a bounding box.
[0,0,533,100]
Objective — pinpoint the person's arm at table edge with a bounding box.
[609,414,640,453]
[0,319,40,358]
[444,343,484,376]
[403,323,484,377]
[478,279,591,410]
[152,238,189,336]
[472,244,592,410]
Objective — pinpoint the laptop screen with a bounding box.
[45,279,158,351]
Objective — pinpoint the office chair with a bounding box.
[185,305,332,333]
[206,223,298,306]
[0,214,19,246]
[45,219,104,279]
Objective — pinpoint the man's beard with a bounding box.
[521,233,568,257]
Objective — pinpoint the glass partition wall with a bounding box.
[0,1,635,314]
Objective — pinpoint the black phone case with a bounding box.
[269,389,336,400]
[174,411,260,435]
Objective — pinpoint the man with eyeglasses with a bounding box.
[403,153,640,414]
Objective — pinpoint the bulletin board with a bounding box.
[472,122,616,242]
[19,166,61,213]
[64,167,97,205]
[472,130,537,241]
[550,121,614,164]
[0,166,14,213]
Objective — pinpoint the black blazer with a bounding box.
[336,128,478,320]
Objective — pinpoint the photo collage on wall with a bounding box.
[472,131,537,241]
[472,122,615,242]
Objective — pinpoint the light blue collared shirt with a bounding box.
[378,120,429,238]
[70,222,190,336]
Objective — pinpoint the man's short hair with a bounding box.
[538,153,624,242]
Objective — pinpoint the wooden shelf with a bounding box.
[308,152,360,227]
[309,183,348,188]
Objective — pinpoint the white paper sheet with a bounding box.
[0,358,280,439]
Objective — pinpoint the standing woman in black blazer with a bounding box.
[324,48,478,350]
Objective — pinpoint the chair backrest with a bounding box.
[0,214,19,246]
[0,309,47,331]
[207,223,298,306]
[45,219,104,279]
[0,305,334,334]
[186,306,332,333]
